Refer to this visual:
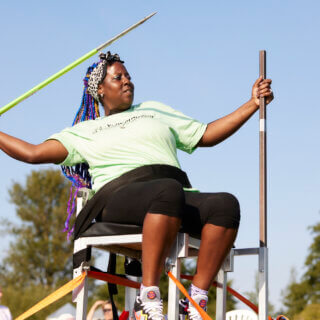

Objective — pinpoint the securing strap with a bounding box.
[167,271,212,320]
[180,274,259,314]
[119,311,129,320]
[73,247,92,269]
[87,270,140,288]
[125,257,142,277]
[107,253,119,320]
[74,164,192,239]
[15,273,86,320]
[15,270,284,320]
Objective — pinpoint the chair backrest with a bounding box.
[226,309,258,320]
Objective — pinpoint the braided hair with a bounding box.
[62,51,124,237]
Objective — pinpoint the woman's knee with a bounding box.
[221,192,240,216]
[204,192,240,228]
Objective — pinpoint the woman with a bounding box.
[0,52,273,320]
[87,300,114,320]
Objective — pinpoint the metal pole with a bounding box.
[0,12,156,116]
[258,50,268,320]
[259,50,267,248]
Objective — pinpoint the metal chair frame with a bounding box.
[72,189,201,320]
[72,191,268,320]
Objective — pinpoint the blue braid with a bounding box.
[62,62,100,190]
[61,53,123,237]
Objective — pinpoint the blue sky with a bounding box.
[0,0,319,314]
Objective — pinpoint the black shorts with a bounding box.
[97,178,240,235]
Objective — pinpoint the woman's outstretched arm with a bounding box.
[198,77,274,147]
[0,132,68,164]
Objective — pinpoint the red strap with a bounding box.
[87,270,140,289]
[119,310,129,320]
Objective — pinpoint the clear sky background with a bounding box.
[0,0,319,313]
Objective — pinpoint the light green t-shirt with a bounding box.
[49,101,207,193]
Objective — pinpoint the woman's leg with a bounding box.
[193,224,238,289]
[142,213,181,286]
[100,178,185,286]
[183,192,240,289]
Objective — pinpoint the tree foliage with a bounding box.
[282,221,320,318]
[293,303,320,320]
[303,223,320,303]
[0,168,74,319]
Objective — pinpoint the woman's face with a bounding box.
[102,303,113,320]
[98,61,134,115]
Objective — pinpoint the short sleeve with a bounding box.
[47,129,86,166]
[141,101,207,154]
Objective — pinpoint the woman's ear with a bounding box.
[97,84,103,96]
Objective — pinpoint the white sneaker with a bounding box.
[134,286,164,320]
[187,294,208,320]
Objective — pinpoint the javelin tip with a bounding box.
[146,12,157,19]
[142,12,157,23]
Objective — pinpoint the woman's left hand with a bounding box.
[198,76,274,147]
[251,76,274,107]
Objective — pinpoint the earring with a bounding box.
[100,93,104,98]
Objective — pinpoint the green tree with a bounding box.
[303,223,320,303]
[282,268,309,317]
[293,303,320,320]
[282,221,320,318]
[0,168,74,319]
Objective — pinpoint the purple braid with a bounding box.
[61,52,124,237]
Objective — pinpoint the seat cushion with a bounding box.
[79,222,201,239]
[80,222,143,237]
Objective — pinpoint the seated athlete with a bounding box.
[0,52,273,320]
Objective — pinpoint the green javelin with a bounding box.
[0,12,156,116]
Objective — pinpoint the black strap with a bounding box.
[107,253,119,320]
[74,164,192,239]
[125,257,142,277]
[73,247,91,269]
